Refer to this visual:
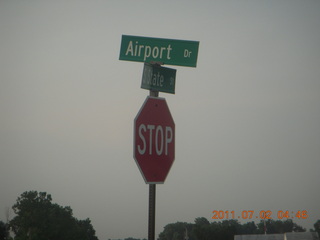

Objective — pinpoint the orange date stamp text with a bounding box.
[212,210,308,220]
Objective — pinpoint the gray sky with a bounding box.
[0,1,319,239]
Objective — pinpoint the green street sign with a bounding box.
[141,63,176,94]
[119,35,199,67]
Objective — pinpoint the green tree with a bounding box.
[159,217,309,240]
[241,221,258,234]
[0,221,9,240]
[159,222,194,240]
[193,218,212,240]
[194,217,209,226]
[257,219,305,234]
[314,220,320,237]
[10,191,99,240]
[220,220,242,240]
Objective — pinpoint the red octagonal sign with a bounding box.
[134,96,175,184]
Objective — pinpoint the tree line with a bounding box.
[1,191,319,240]
[158,217,320,240]
[0,191,99,240]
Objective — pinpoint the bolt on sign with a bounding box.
[119,35,199,67]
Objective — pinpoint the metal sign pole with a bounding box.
[148,184,156,240]
[148,89,158,240]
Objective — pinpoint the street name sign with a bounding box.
[141,63,176,94]
[119,35,199,67]
[134,96,175,184]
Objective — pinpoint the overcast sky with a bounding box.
[1,1,319,239]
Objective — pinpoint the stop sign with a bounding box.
[134,96,175,184]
